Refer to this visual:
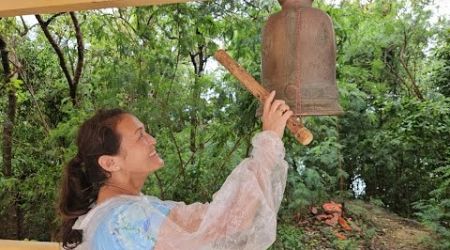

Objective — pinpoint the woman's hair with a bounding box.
[59,108,128,249]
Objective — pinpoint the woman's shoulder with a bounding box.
[95,194,175,214]
[96,194,175,224]
[86,195,175,249]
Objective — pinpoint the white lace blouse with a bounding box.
[72,131,288,250]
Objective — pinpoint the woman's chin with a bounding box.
[150,157,164,171]
[156,159,165,169]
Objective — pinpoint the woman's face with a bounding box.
[114,114,164,175]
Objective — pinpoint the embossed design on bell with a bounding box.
[261,0,343,116]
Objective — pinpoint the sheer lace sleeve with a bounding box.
[156,131,289,250]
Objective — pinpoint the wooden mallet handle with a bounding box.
[214,49,313,145]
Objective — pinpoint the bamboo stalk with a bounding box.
[214,49,313,145]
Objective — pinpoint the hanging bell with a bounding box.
[260,0,343,116]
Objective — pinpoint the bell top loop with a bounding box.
[278,0,313,8]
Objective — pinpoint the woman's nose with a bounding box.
[146,133,156,145]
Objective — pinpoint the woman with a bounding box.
[59,91,293,250]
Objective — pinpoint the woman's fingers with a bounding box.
[281,110,294,121]
[264,91,291,116]
[263,91,292,119]
[270,100,286,114]
[261,90,294,138]
[278,103,290,113]
[263,91,276,118]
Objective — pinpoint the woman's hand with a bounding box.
[262,91,293,138]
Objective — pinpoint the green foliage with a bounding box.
[426,23,450,97]
[269,223,305,250]
[414,165,450,249]
[331,237,359,250]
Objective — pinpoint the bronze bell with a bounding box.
[261,0,343,116]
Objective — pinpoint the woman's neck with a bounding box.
[96,173,147,204]
[96,181,142,204]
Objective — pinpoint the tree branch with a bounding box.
[400,29,424,101]
[153,171,165,199]
[45,12,65,26]
[36,13,85,106]
[16,16,29,37]
[164,13,182,104]
[20,72,51,135]
[70,12,84,100]
[189,52,198,74]
[35,14,74,91]
[217,135,245,174]
[383,46,413,95]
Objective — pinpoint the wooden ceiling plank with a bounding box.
[0,0,190,17]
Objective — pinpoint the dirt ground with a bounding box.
[352,201,431,250]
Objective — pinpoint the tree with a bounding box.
[35,12,85,106]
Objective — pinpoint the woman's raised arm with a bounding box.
[156,91,293,249]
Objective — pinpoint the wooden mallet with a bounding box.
[214,49,313,145]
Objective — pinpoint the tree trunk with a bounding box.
[0,36,16,178]
[1,36,20,239]
[189,40,207,156]
[14,193,23,239]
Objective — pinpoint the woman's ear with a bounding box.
[98,155,120,172]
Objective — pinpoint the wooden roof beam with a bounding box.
[0,0,192,17]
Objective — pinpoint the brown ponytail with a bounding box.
[58,108,127,249]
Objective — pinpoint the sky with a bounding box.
[429,0,450,23]
[323,0,450,23]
